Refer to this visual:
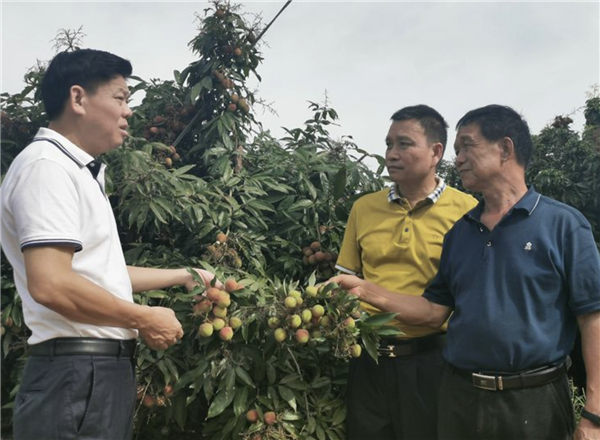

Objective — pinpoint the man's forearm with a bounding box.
[127,266,192,293]
[330,275,451,328]
[358,281,449,328]
[578,311,600,413]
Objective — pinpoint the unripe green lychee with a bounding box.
[301,309,312,323]
[350,344,362,358]
[343,317,356,328]
[198,322,214,337]
[216,291,231,308]
[289,289,302,299]
[288,314,302,329]
[267,317,280,329]
[305,286,318,297]
[311,304,325,318]
[212,305,228,318]
[229,316,242,329]
[212,318,226,331]
[284,296,297,309]
[319,316,330,327]
[274,328,287,342]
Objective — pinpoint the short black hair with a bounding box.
[456,105,533,168]
[41,49,132,120]
[391,105,448,154]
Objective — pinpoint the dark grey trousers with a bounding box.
[345,347,444,440]
[13,354,136,440]
[438,362,575,440]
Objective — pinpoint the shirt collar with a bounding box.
[388,177,447,205]
[33,127,106,180]
[466,186,541,222]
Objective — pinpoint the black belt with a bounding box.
[28,337,137,358]
[449,362,567,391]
[377,333,445,358]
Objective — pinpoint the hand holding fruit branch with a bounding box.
[328,274,451,329]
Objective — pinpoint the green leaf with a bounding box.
[277,385,297,411]
[172,393,187,430]
[206,388,235,419]
[333,166,347,198]
[148,201,167,224]
[232,386,249,417]
[235,366,255,388]
[361,331,379,362]
[288,199,314,212]
[363,312,398,326]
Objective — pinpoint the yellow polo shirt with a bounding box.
[336,181,477,338]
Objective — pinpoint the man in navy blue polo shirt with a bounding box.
[331,105,600,439]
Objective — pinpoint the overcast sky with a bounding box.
[2,1,599,167]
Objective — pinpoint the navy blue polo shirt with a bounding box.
[424,187,600,372]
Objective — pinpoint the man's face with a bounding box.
[80,75,131,156]
[453,123,503,192]
[385,119,439,186]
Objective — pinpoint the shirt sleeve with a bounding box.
[10,159,82,251]
[335,202,361,275]
[564,221,600,315]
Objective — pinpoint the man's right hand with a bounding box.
[138,306,184,351]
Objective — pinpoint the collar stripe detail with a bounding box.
[388,178,447,205]
[529,194,542,215]
[33,137,84,168]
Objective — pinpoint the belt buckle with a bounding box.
[378,345,397,358]
[472,373,502,391]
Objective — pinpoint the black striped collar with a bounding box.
[33,127,97,172]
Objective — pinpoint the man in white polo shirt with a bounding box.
[1,49,219,440]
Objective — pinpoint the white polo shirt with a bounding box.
[0,127,137,344]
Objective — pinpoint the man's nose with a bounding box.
[124,104,133,118]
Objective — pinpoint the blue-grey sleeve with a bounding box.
[565,222,600,315]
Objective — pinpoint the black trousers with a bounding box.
[13,354,136,440]
[345,347,444,440]
[438,362,575,440]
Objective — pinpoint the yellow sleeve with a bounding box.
[335,202,361,275]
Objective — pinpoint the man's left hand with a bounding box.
[185,268,222,291]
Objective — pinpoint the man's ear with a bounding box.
[500,137,515,162]
[431,142,444,166]
[67,85,87,116]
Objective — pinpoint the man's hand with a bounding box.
[574,418,600,440]
[137,306,183,351]
[184,268,222,291]
[328,274,368,298]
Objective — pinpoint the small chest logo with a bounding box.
[524,242,533,251]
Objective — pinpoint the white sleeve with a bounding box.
[10,159,82,251]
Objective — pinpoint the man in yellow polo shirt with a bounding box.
[336,105,477,440]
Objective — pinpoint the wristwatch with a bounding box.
[581,409,600,427]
